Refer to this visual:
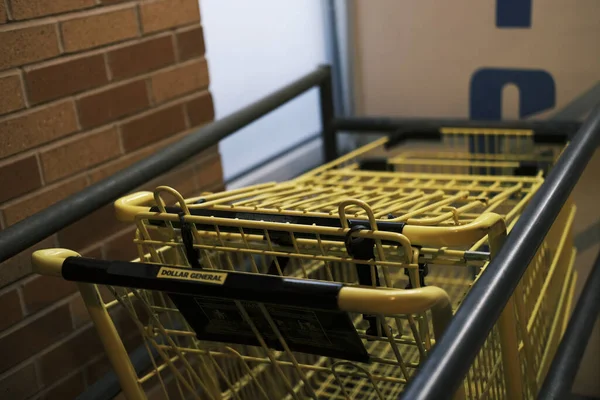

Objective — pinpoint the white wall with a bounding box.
[199,0,327,181]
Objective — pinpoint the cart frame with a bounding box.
[0,66,598,400]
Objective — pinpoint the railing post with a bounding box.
[319,64,337,162]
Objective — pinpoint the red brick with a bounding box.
[0,2,6,24]
[121,104,186,152]
[0,236,56,287]
[39,326,104,384]
[147,132,216,159]
[81,246,103,259]
[110,302,145,338]
[144,164,197,198]
[0,304,72,373]
[96,284,115,303]
[9,0,95,20]
[88,131,215,184]
[176,26,205,61]
[44,371,85,400]
[0,22,60,70]
[0,363,40,400]
[87,149,151,183]
[140,0,200,33]
[122,331,144,353]
[0,289,23,331]
[206,183,225,194]
[69,293,90,328]
[60,6,140,53]
[2,176,88,226]
[104,300,129,331]
[108,34,175,80]
[25,54,108,105]
[186,91,213,128]
[0,100,79,159]
[0,155,42,203]
[58,204,129,250]
[86,355,112,384]
[145,363,188,400]
[22,275,78,314]
[0,71,25,115]
[143,130,190,158]
[130,139,215,180]
[150,59,209,104]
[40,126,121,182]
[104,228,138,261]
[77,80,150,128]
[195,155,223,189]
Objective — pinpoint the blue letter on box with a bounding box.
[470,68,555,120]
[496,0,532,27]
[468,68,555,169]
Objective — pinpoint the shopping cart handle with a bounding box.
[402,212,507,248]
[30,248,453,337]
[114,191,155,222]
[340,285,453,342]
[31,248,80,277]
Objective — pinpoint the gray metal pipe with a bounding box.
[333,116,581,134]
[0,66,330,263]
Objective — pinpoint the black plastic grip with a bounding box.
[385,129,443,150]
[62,257,343,310]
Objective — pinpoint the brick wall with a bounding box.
[0,1,223,398]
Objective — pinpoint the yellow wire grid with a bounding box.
[300,128,566,178]
[30,129,574,399]
[61,177,574,399]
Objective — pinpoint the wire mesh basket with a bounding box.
[173,172,544,229]
[29,129,575,399]
[35,167,573,399]
[301,128,567,178]
[33,234,459,400]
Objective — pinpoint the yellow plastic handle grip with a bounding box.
[113,191,155,222]
[31,248,81,277]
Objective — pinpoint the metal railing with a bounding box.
[327,117,580,162]
[0,66,333,263]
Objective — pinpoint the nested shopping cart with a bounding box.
[302,127,566,178]
[30,128,576,399]
[291,127,576,398]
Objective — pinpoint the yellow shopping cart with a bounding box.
[32,245,460,400]
[303,128,566,177]
[30,164,576,400]
[28,127,575,399]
